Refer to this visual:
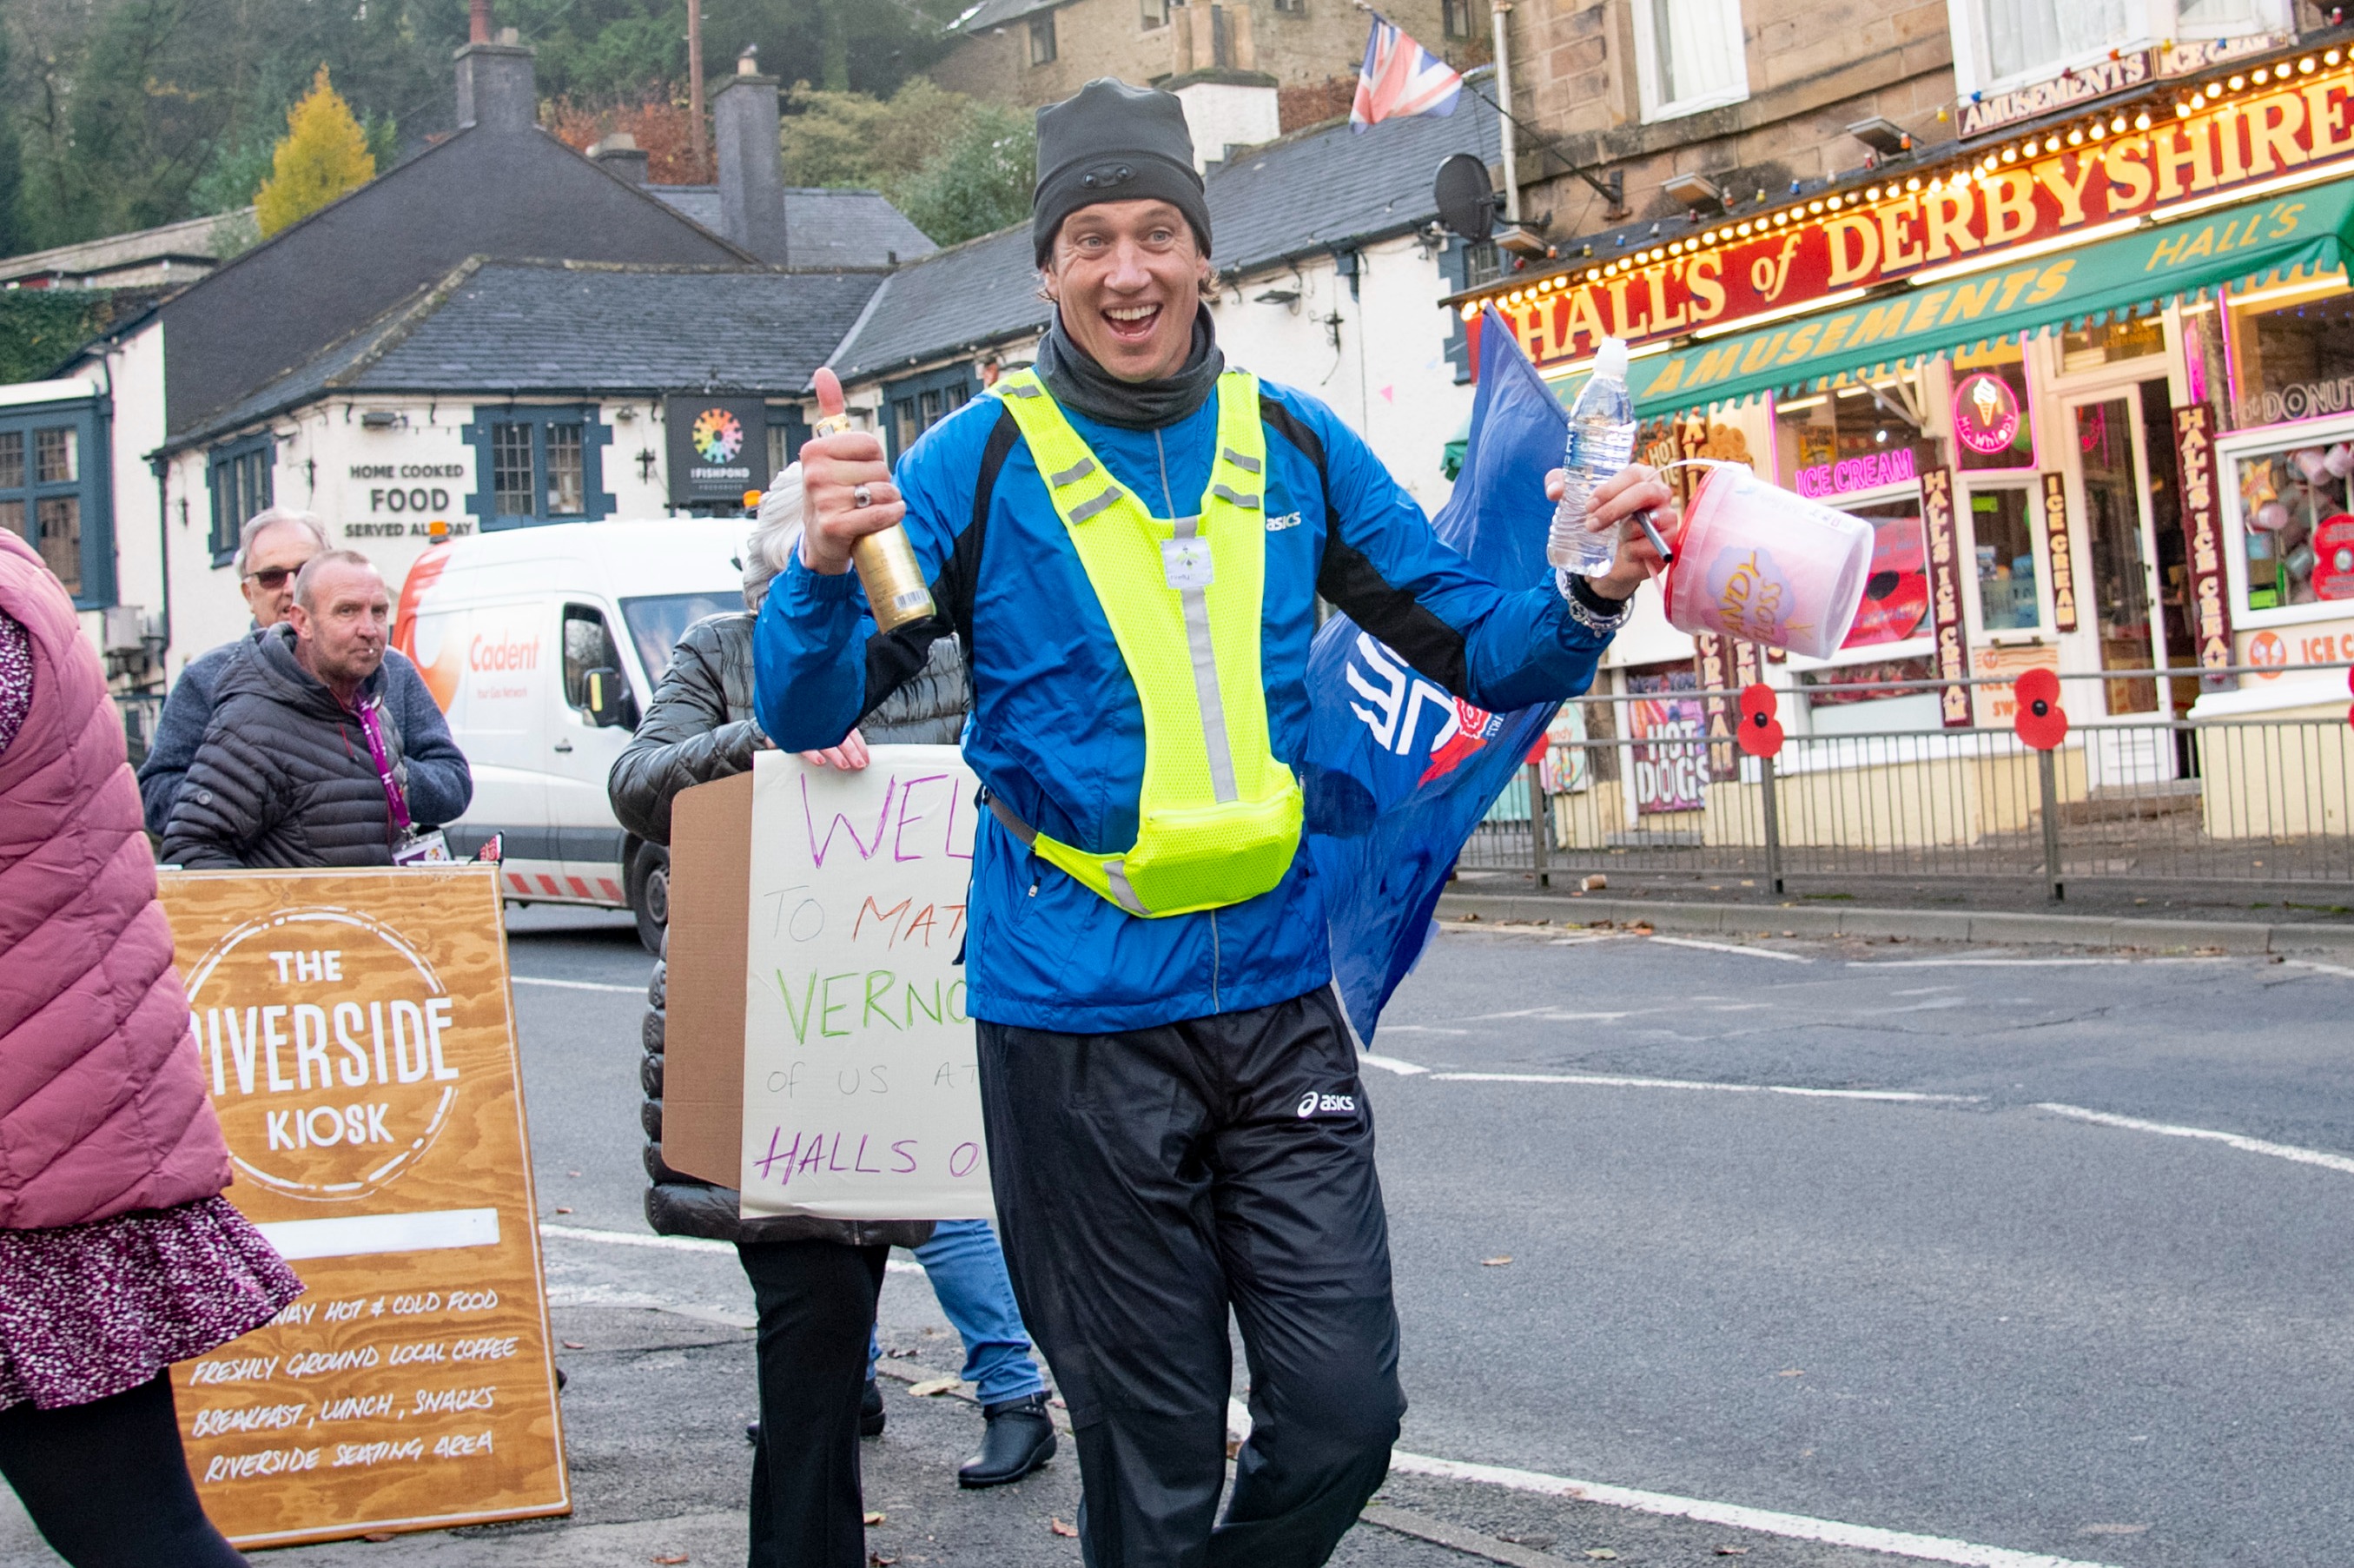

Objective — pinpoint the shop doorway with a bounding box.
[2063,375,2199,777]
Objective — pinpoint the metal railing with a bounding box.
[1457,665,2354,902]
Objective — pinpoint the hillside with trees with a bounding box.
[0,0,969,257]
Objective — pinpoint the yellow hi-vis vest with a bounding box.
[987,367,1303,918]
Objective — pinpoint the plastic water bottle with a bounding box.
[1548,336,1638,576]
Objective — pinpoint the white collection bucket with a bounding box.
[1660,463,1875,660]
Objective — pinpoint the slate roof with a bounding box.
[647,186,941,268]
[823,227,1048,385]
[826,83,1503,384]
[169,259,884,451]
[945,0,1066,36]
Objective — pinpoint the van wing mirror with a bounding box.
[583,666,632,729]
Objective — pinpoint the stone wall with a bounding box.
[1505,0,1954,235]
[933,0,1464,109]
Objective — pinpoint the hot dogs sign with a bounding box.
[160,866,567,1548]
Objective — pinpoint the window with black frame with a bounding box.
[883,366,978,461]
[468,407,607,528]
[5,401,111,605]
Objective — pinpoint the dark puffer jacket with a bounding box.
[161,626,472,869]
[615,612,965,1247]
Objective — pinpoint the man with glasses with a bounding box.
[137,509,468,838]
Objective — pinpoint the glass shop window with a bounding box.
[2234,439,2354,611]
[1968,487,2040,632]
[1948,341,2034,472]
[2058,306,2165,374]
[2225,270,2354,429]
[1839,494,1934,652]
[1774,380,1928,500]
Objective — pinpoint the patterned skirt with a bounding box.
[0,1195,305,1411]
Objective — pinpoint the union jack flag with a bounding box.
[1351,14,1464,131]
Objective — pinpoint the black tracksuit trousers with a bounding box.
[976,986,1405,1568]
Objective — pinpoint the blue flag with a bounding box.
[1306,308,1568,1042]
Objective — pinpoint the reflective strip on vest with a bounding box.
[986,369,1303,918]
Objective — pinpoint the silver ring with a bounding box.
[851,483,874,509]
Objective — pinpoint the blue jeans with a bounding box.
[870,1218,1047,1406]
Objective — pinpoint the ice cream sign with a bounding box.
[1953,373,2022,456]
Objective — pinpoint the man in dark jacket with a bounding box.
[139,508,460,837]
[162,550,472,869]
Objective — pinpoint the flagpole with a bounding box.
[1489,1,1521,223]
[1351,0,1623,222]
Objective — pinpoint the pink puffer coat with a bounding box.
[0,532,229,1228]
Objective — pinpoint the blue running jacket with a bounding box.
[754,376,1616,1033]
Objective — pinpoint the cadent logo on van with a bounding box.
[468,633,539,672]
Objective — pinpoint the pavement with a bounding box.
[1441,877,2354,953]
[7,905,2354,1566]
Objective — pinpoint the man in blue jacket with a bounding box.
[757,78,1671,1568]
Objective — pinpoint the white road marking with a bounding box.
[1887,996,1971,1013]
[2284,958,2354,980]
[1382,1451,2124,1568]
[1221,1403,2116,1568]
[2035,1103,2354,1178]
[1647,936,1814,963]
[1893,986,1960,996]
[513,975,646,993]
[539,1221,926,1273]
[1848,958,2232,969]
[1359,1052,1432,1076]
[1430,1072,1977,1104]
[1468,1006,1634,1022]
[1377,1025,1470,1035]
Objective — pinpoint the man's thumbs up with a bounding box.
[798,368,903,574]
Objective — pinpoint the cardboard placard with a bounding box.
[658,751,991,1219]
[738,747,990,1220]
[159,866,566,1548]
[660,770,755,1188]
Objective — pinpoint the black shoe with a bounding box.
[745,1419,759,1445]
[957,1392,1055,1488]
[860,1378,886,1439]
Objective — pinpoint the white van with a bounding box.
[391,519,747,950]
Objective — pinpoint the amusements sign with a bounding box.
[1921,467,1973,728]
[738,748,993,1221]
[159,867,566,1548]
[2173,401,2236,691]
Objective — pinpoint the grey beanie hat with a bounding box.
[1033,79,1212,266]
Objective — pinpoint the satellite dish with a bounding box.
[1432,153,1498,241]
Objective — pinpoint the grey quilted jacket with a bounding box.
[160,626,472,869]
[614,612,967,1247]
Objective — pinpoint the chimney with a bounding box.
[454,9,537,135]
[589,131,650,185]
[713,49,790,263]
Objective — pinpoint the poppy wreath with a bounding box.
[2013,667,2068,751]
[1736,682,1783,758]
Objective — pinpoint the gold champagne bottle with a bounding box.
[814,412,936,632]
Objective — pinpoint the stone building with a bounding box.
[931,0,1473,128]
[1498,0,1957,241]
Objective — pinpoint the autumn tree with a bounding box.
[254,65,374,237]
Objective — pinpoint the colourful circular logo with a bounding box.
[1954,373,2022,457]
[691,407,744,464]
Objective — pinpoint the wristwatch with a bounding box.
[1558,570,1634,635]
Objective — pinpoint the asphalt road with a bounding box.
[4,907,2350,1567]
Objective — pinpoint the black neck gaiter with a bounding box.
[1034,304,1224,431]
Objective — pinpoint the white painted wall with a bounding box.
[1208,232,1472,515]
[140,394,747,678]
